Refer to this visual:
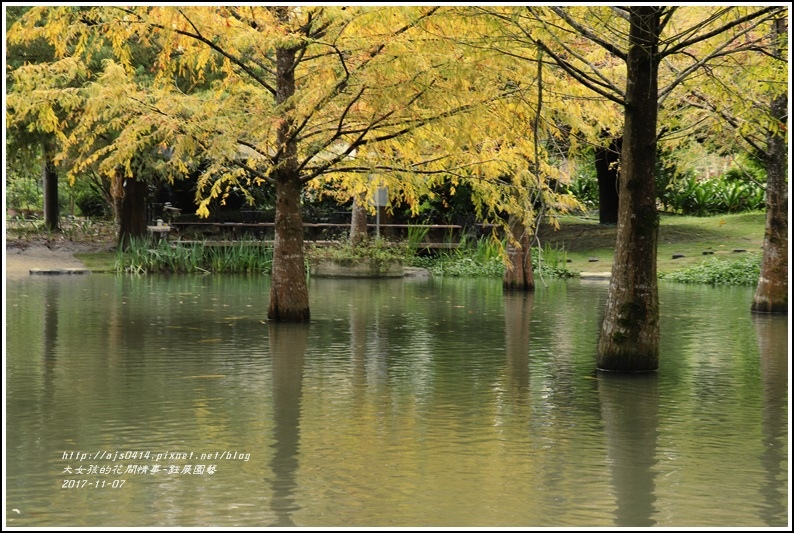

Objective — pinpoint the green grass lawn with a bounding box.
[537,211,765,275]
[73,251,117,272]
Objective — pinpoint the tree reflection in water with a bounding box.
[598,372,659,527]
[267,323,307,527]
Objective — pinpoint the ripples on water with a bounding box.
[5,275,788,527]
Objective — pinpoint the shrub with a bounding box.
[6,174,42,211]
[661,175,765,216]
[305,236,408,273]
[75,189,111,217]
[659,252,761,286]
[564,155,599,212]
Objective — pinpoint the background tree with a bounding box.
[433,7,589,292]
[6,6,172,246]
[672,15,788,314]
[7,6,552,320]
[593,135,622,225]
[5,6,64,231]
[752,16,789,314]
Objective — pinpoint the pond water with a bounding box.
[4,273,789,527]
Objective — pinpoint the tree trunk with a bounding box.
[595,137,622,225]
[503,215,535,291]
[42,138,59,232]
[268,176,310,322]
[350,194,369,246]
[597,7,661,372]
[117,176,148,250]
[268,37,310,322]
[752,18,788,315]
[110,174,123,224]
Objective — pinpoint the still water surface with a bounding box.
[5,273,789,527]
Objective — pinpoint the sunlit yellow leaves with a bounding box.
[656,7,788,159]
[16,5,774,235]
[6,56,89,145]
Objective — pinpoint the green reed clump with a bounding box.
[116,238,273,274]
[659,252,761,285]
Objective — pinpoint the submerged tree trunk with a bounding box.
[752,19,788,315]
[597,7,661,372]
[117,176,148,250]
[350,194,369,246]
[42,138,59,232]
[595,137,622,225]
[268,175,310,322]
[268,37,310,322]
[503,215,535,291]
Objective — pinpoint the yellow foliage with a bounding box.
[8,5,779,230]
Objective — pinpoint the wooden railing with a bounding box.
[165,221,496,248]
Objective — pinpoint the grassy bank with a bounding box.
[7,211,767,283]
[536,211,765,276]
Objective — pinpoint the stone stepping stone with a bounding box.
[672,253,685,259]
[29,268,89,276]
[580,272,611,280]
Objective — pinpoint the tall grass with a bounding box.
[534,242,576,279]
[116,238,273,274]
[406,224,431,253]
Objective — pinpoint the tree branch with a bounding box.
[535,40,626,106]
[545,7,628,61]
[660,6,784,58]
[115,6,278,97]
[658,16,778,104]
[230,158,275,185]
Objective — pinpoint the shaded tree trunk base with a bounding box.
[596,356,659,373]
[750,302,788,314]
[42,139,60,232]
[751,277,788,314]
[503,217,535,292]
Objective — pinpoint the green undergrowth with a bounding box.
[659,252,762,286]
[305,237,408,271]
[408,236,576,279]
[71,212,766,286]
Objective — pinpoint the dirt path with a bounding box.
[5,243,100,281]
